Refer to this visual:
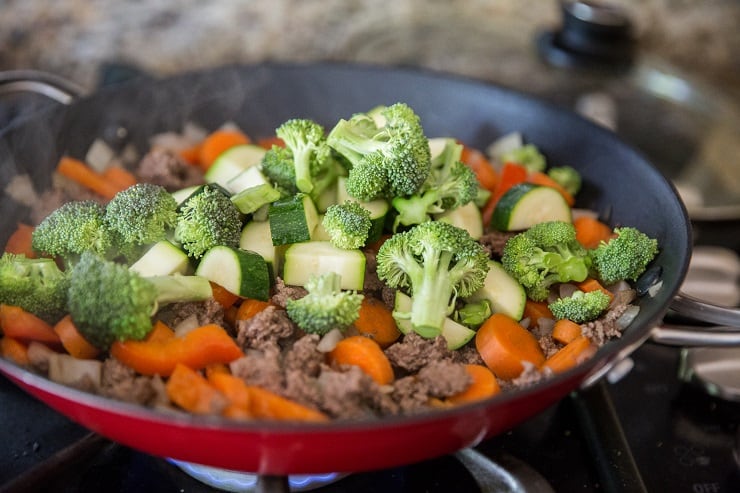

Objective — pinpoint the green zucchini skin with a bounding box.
[268,194,319,246]
[195,245,271,300]
[491,183,571,231]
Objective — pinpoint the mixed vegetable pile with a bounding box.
[0,102,659,421]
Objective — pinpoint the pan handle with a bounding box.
[651,323,740,346]
[669,291,740,327]
[0,70,85,105]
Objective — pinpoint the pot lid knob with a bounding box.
[537,1,636,70]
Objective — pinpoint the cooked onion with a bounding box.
[173,314,200,337]
[48,354,102,389]
[616,305,640,329]
[317,328,344,353]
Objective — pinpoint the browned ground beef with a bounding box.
[385,332,454,373]
[100,358,160,406]
[270,277,307,308]
[135,148,203,191]
[157,299,225,330]
[478,229,517,258]
[236,305,296,351]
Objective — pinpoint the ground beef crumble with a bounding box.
[135,147,203,191]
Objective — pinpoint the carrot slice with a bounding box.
[210,282,240,309]
[257,136,285,150]
[110,324,243,376]
[198,129,251,171]
[461,145,498,191]
[573,216,614,249]
[56,156,122,200]
[0,304,61,348]
[576,278,614,303]
[353,297,401,348]
[0,337,30,366]
[328,335,394,385]
[542,336,596,374]
[235,298,272,322]
[490,162,528,207]
[475,313,545,380]
[53,315,100,359]
[101,165,137,190]
[446,364,501,405]
[551,319,582,345]
[245,385,328,422]
[208,371,252,412]
[166,363,227,414]
[527,171,575,207]
[523,300,553,326]
[4,223,36,257]
[178,144,202,165]
[146,320,176,343]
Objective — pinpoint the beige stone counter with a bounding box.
[0,0,738,97]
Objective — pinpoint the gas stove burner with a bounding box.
[167,460,344,492]
[678,347,740,402]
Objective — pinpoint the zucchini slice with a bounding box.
[282,241,365,291]
[434,202,483,240]
[129,240,190,276]
[203,144,266,188]
[268,193,319,246]
[467,260,527,320]
[491,183,571,231]
[195,245,271,300]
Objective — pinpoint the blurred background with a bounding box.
[0,0,738,93]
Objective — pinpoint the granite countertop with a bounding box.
[0,0,738,97]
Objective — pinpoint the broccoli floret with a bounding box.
[590,227,658,285]
[548,289,611,323]
[31,200,116,265]
[501,221,591,301]
[500,144,546,172]
[260,145,299,196]
[174,185,243,259]
[391,139,479,228]
[376,221,489,338]
[67,252,212,349]
[276,119,338,196]
[327,103,432,201]
[547,166,582,196]
[322,200,372,250]
[105,183,178,258]
[286,272,363,335]
[0,253,68,323]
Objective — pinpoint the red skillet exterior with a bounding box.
[0,63,691,475]
[0,354,589,474]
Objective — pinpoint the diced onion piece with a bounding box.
[317,328,344,353]
[486,132,523,162]
[85,138,115,173]
[173,314,200,337]
[48,353,103,389]
[647,280,663,298]
[571,208,599,221]
[616,305,640,330]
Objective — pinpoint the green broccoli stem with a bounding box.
[146,275,214,307]
[409,250,456,338]
[391,193,438,228]
[293,147,314,193]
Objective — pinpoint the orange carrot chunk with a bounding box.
[56,156,122,200]
[353,297,401,348]
[576,277,615,303]
[101,165,137,190]
[0,304,61,348]
[210,282,240,309]
[542,336,596,374]
[573,216,614,249]
[475,313,545,380]
[198,129,251,171]
[461,145,498,192]
[245,385,328,422]
[166,363,227,415]
[53,315,100,360]
[523,299,553,326]
[208,371,252,413]
[551,318,583,345]
[447,364,501,405]
[328,335,394,385]
[110,323,243,376]
[0,337,30,366]
[4,223,36,257]
[235,298,272,322]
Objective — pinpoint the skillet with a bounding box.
[0,62,693,474]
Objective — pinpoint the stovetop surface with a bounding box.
[2,342,738,493]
